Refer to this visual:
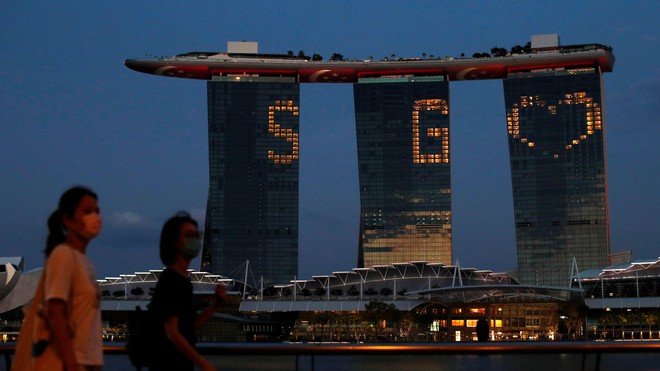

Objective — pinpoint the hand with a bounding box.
[213,284,227,308]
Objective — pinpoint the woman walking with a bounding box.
[149,212,226,371]
[42,186,103,371]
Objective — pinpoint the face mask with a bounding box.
[81,213,102,239]
[182,237,202,259]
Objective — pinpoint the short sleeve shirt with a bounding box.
[45,244,102,366]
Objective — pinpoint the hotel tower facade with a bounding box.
[354,77,452,268]
[203,75,300,285]
[504,68,610,286]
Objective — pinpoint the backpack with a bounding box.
[126,306,159,369]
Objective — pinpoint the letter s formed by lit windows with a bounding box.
[267,100,300,165]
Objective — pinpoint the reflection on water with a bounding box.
[101,351,660,371]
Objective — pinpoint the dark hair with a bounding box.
[45,186,98,256]
[159,212,198,266]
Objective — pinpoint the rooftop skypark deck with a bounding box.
[125,43,614,82]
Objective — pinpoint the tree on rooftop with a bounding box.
[510,44,524,54]
[380,287,393,298]
[490,47,508,57]
[329,53,344,61]
[313,287,326,298]
[330,288,344,298]
[364,287,378,298]
[130,287,144,297]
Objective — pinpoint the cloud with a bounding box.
[111,211,149,227]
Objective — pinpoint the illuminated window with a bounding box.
[451,319,465,327]
[412,99,449,164]
[507,92,602,149]
[268,100,300,164]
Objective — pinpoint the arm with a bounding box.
[195,284,227,330]
[163,316,215,371]
[46,299,78,371]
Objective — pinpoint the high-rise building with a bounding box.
[125,35,615,287]
[504,68,610,286]
[354,77,452,267]
[203,76,300,285]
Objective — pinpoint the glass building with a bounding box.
[504,68,610,286]
[202,76,300,285]
[354,77,452,267]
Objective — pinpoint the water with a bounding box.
[99,351,659,371]
[4,345,659,371]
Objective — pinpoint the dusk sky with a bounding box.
[2,1,658,283]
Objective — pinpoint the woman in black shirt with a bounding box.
[150,212,226,371]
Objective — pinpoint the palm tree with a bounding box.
[644,312,658,339]
[599,312,615,339]
[615,313,629,339]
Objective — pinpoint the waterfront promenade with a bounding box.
[3,341,660,371]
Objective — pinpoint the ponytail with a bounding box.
[45,210,66,257]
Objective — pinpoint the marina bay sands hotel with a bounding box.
[125,34,615,287]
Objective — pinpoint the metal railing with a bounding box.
[2,341,659,371]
